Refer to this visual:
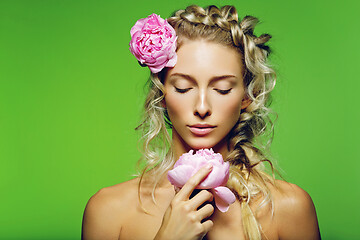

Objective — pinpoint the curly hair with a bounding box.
[135,5,277,239]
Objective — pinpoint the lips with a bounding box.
[188,124,216,136]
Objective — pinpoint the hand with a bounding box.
[154,164,215,240]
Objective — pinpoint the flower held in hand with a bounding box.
[167,149,236,212]
[129,14,177,73]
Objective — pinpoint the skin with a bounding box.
[163,40,250,160]
[82,41,321,240]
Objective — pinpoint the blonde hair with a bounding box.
[135,5,277,239]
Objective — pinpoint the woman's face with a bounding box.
[163,40,250,155]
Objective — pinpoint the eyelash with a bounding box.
[215,88,232,95]
[175,87,232,95]
[175,87,192,93]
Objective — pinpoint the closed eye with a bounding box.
[215,88,232,95]
[175,87,192,93]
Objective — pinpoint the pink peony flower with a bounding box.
[129,14,177,73]
[167,149,236,212]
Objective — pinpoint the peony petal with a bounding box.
[130,18,148,36]
[199,165,224,188]
[152,55,167,65]
[166,54,177,67]
[129,13,177,73]
[211,187,236,213]
[149,63,166,73]
[174,150,193,167]
[167,165,195,187]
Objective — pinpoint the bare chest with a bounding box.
[117,180,279,240]
[120,211,246,240]
[119,202,277,240]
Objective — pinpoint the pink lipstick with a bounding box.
[188,124,215,136]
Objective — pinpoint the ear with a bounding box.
[241,97,251,110]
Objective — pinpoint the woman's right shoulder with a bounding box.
[86,177,140,213]
[82,178,140,239]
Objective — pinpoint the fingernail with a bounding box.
[206,164,213,169]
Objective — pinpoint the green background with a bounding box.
[1,0,359,239]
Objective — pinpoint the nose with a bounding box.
[194,89,212,119]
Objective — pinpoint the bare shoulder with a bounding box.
[270,180,315,210]
[81,178,139,240]
[88,178,139,209]
[270,180,321,240]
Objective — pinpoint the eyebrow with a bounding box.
[169,73,238,84]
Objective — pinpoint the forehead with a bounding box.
[167,40,243,79]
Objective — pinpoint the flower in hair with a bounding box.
[167,149,236,212]
[129,14,177,73]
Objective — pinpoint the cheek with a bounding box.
[164,94,189,121]
[215,96,243,118]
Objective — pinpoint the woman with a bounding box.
[82,5,320,240]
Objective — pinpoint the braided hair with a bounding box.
[136,5,277,239]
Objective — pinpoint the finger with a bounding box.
[188,190,213,210]
[201,219,214,233]
[176,164,213,200]
[197,203,214,221]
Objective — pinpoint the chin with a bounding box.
[192,145,213,150]
[188,139,222,151]
[186,141,213,150]
[195,138,228,153]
